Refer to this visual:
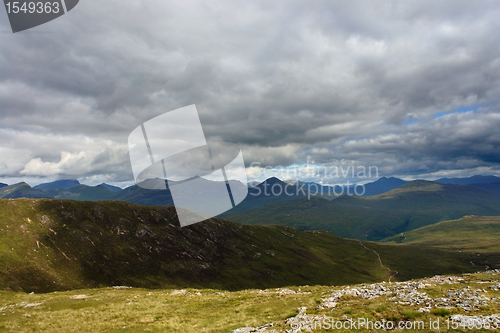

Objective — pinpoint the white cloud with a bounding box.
[21,151,87,177]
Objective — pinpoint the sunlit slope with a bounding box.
[383,215,500,252]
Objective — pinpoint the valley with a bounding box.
[226,180,500,241]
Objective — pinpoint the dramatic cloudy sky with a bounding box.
[1,0,500,186]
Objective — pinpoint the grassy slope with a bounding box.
[381,215,500,273]
[226,181,500,240]
[0,199,480,293]
[1,198,387,292]
[383,215,500,252]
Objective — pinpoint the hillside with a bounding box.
[225,180,500,241]
[471,183,500,196]
[0,198,482,293]
[383,215,500,253]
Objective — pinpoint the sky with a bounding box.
[1,0,500,187]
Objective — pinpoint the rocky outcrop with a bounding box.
[229,269,500,333]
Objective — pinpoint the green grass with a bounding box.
[404,309,424,320]
[383,215,500,252]
[343,307,353,314]
[382,216,500,271]
[432,308,451,317]
[1,271,499,332]
[0,286,323,332]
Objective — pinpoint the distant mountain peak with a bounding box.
[373,176,404,183]
[33,179,80,191]
[266,176,282,182]
[98,183,122,192]
[11,182,32,188]
[259,177,286,186]
[400,180,437,188]
[361,177,407,196]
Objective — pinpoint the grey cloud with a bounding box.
[1,0,500,184]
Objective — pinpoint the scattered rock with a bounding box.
[229,323,274,333]
[229,271,500,333]
[418,306,431,313]
[256,288,311,296]
[318,284,392,309]
[0,302,43,311]
[70,295,88,300]
[230,327,256,333]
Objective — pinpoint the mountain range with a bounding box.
[2,175,500,243]
[3,174,499,202]
[435,175,500,185]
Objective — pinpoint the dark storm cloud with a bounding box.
[1,0,500,184]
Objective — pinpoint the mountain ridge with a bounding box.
[436,175,500,185]
[33,179,80,191]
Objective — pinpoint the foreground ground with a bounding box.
[1,271,500,333]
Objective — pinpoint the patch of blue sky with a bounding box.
[434,104,480,119]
